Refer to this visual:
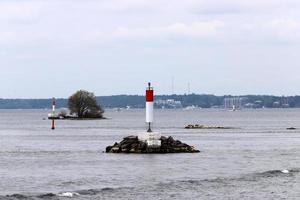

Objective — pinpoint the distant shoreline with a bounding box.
[2,107,300,111]
[0,94,299,109]
[48,116,108,120]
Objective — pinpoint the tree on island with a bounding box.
[68,90,104,118]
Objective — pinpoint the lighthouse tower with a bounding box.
[138,82,161,147]
[146,82,154,132]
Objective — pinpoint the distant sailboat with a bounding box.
[229,105,236,112]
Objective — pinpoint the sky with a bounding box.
[1,0,300,98]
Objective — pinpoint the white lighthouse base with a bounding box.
[138,132,161,147]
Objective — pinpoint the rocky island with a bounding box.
[185,124,234,129]
[48,90,105,120]
[106,135,200,154]
[106,83,200,154]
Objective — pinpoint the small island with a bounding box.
[106,135,200,153]
[185,124,234,129]
[48,90,105,120]
[106,83,200,154]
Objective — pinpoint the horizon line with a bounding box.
[1,93,300,100]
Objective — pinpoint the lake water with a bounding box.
[1,109,300,199]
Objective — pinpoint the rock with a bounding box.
[185,124,194,129]
[106,135,200,154]
[287,127,297,130]
[110,146,120,153]
[123,135,138,140]
[106,146,113,152]
[185,124,233,129]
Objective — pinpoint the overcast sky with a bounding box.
[1,0,300,98]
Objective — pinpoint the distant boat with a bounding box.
[229,105,237,112]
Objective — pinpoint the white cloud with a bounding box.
[1,0,300,45]
[111,21,225,39]
[0,31,15,42]
[2,0,300,97]
[270,19,300,30]
[0,1,42,22]
[265,19,300,41]
[98,0,153,12]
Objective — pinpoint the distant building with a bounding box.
[243,101,264,109]
[254,100,263,108]
[155,99,182,109]
[244,103,255,108]
[281,96,290,108]
[273,101,280,108]
[224,97,245,109]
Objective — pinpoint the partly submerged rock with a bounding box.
[106,135,200,154]
[185,124,234,129]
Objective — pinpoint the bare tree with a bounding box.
[58,108,68,118]
[68,90,104,118]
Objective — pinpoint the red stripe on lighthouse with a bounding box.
[146,90,153,102]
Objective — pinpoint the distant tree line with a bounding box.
[0,98,68,109]
[1,94,300,109]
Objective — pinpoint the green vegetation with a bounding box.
[68,90,104,118]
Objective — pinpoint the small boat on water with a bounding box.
[228,105,237,112]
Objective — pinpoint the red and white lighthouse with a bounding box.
[138,82,161,147]
[146,82,154,132]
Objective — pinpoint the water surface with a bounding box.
[1,109,300,199]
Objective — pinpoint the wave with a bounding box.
[0,187,134,200]
[1,169,299,199]
[75,187,135,196]
[180,168,300,186]
[250,168,300,179]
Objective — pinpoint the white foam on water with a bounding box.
[58,192,80,197]
[281,169,289,174]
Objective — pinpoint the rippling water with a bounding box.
[1,109,300,199]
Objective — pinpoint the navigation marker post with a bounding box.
[138,82,161,147]
[51,98,56,130]
[106,82,200,153]
[146,82,154,132]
